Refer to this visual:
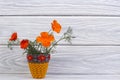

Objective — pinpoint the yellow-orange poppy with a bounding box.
[36,32,55,47]
[51,20,62,33]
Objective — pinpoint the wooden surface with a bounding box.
[0,0,120,80]
[1,74,120,80]
[1,17,120,45]
[0,46,120,74]
[1,0,120,16]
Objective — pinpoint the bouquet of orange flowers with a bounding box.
[8,20,73,60]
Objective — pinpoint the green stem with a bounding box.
[46,48,48,54]
[48,35,65,52]
[48,29,52,33]
[37,43,41,51]
[40,45,42,52]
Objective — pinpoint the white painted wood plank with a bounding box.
[0,0,120,15]
[0,74,120,80]
[0,46,120,74]
[0,16,120,44]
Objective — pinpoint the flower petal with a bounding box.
[40,32,49,38]
[49,35,55,42]
[20,39,29,49]
[42,41,51,47]
[9,32,17,41]
[36,36,42,43]
[51,20,62,33]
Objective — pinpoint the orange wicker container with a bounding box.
[27,54,50,79]
[28,62,49,79]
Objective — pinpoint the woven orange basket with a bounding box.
[27,54,50,79]
[28,62,49,79]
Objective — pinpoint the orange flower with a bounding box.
[9,32,17,41]
[36,32,54,47]
[51,20,62,33]
[20,39,29,49]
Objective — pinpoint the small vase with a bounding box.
[27,53,50,79]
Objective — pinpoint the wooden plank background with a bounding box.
[1,0,120,16]
[0,0,120,80]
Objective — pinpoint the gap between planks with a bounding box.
[1,15,120,17]
[2,44,120,46]
[0,73,120,75]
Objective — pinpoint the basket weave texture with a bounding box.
[28,62,48,79]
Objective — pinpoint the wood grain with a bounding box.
[0,46,120,74]
[0,0,120,15]
[0,74,120,80]
[0,16,120,44]
[1,0,120,79]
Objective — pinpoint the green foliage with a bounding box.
[8,27,74,55]
[8,39,19,50]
